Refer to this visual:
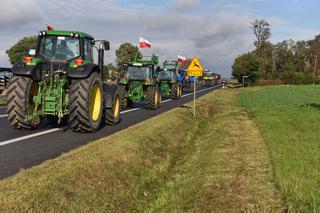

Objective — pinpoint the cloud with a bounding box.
[0,0,43,32]
[171,0,201,10]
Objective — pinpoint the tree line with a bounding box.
[232,19,320,84]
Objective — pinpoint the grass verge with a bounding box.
[237,85,320,212]
[0,98,5,105]
[0,89,280,212]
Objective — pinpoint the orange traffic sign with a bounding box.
[187,57,204,76]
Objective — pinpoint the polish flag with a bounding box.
[139,37,152,48]
[177,55,186,63]
[46,24,55,30]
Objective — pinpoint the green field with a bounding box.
[237,85,320,212]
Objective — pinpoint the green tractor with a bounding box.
[158,60,182,100]
[6,29,121,132]
[203,70,220,87]
[118,54,161,110]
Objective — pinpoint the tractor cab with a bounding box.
[121,54,159,83]
[18,30,110,81]
[158,60,178,82]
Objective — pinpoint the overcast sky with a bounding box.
[0,0,319,77]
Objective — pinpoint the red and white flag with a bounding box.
[177,55,186,63]
[46,24,55,30]
[139,37,152,48]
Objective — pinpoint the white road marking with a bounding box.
[120,107,141,114]
[0,106,6,109]
[0,128,61,147]
[0,114,8,118]
[0,86,220,146]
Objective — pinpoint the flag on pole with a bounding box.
[46,24,55,30]
[177,55,186,63]
[139,37,152,48]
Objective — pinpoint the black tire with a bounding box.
[6,76,41,129]
[118,85,133,109]
[105,88,121,126]
[171,83,179,100]
[146,86,159,110]
[177,84,182,99]
[69,72,103,132]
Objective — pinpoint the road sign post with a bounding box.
[187,57,204,118]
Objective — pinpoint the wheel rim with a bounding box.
[114,96,120,118]
[28,82,38,114]
[155,89,158,107]
[90,84,102,122]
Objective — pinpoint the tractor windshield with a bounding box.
[38,36,80,61]
[125,66,152,80]
[158,71,176,80]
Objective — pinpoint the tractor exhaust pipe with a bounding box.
[97,40,110,72]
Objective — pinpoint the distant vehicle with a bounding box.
[158,60,182,99]
[118,54,161,110]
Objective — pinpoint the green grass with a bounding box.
[0,89,280,212]
[0,98,5,105]
[237,85,320,212]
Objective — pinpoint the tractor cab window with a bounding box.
[38,36,80,61]
[124,66,152,80]
[83,39,93,63]
[158,70,176,79]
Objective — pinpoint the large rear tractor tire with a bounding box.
[105,88,121,126]
[69,72,103,132]
[146,86,159,110]
[6,76,41,129]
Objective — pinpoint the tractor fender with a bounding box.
[103,83,119,108]
[67,64,100,79]
[11,60,42,80]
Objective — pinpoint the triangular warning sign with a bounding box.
[187,57,204,71]
[187,56,204,76]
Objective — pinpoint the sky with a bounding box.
[0,0,319,77]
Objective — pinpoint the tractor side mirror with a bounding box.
[104,41,110,51]
[29,49,36,56]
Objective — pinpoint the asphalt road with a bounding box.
[0,85,221,179]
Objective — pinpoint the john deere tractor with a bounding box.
[158,60,182,99]
[6,29,121,132]
[118,54,161,109]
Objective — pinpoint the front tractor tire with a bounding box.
[69,72,103,132]
[119,85,133,109]
[146,86,160,110]
[105,88,121,126]
[171,83,182,100]
[6,76,41,129]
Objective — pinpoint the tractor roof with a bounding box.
[129,54,158,66]
[41,30,94,40]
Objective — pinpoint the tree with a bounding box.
[6,36,37,65]
[115,43,142,76]
[103,63,118,81]
[232,52,263,84]
[250,19,271,50]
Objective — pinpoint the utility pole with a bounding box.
[314,55,318,80]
